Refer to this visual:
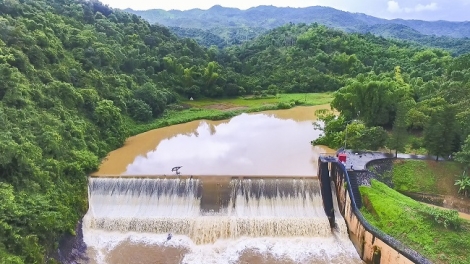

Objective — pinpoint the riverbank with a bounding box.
[127,93,333,136]
[349,153,470,213]
[386,159,470,213]
[184,93,333,109]
[348,153,470,263]
[57,221,88,264]
[360,180,470,264]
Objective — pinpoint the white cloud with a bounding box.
[414,3,438,11]
[387,1,438,13]
[387,1,402,13]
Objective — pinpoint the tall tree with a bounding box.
[423,102,456,161]
[331,75,412,127]
[388,100,415,157]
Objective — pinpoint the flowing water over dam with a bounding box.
[83,177,361,263]
[85,178,332,241]
[82,106,363,263]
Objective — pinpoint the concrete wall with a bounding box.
[337,186,414,264]
[328,162,428,264]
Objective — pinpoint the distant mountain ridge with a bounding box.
[125,5,470,38]
[124,5,470,55]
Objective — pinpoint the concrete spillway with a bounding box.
[82,176,363,264]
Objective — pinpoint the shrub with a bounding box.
[419,207,462,230]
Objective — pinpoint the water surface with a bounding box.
[83,178,362,264]
[95,105,334,176]
[83,105,363,264]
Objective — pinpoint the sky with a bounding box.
[99,0,470,21]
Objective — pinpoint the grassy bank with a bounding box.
[360,180,470,264]
[392,159,463,194]
[128,93,333,135]
[184,93,333,108]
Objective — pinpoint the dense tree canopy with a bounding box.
[315,52,470,161]
[0,0,242,261]
[218,24,454,96]
[128,5,470,54]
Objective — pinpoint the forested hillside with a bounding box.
[1,0,470,263]
[217,24,452,94]
[313,44,470,264]
[0,0,238,262]
[126,5,470,38]
[359,24,470,56]
[126,5,470,54]
[168,27,227,49]
[314,51,470,166]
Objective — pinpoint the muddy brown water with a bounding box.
[84,105,364,264]
[94,105,335,176]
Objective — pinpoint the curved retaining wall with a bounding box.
[319,160,336,227]
[364,158,395,187]
[318,158,432,264]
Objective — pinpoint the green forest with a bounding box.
[169,25,470,55]
[313,50,470,162]
[128,5,470,55]
[1,0,470,263]
[127,5,470,38]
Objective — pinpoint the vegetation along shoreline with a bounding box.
[1,0,470,263]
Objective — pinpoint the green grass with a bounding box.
[128,93,332,136]
[360,180,470,264]
[184,93,334,108]
[392,159,463,194]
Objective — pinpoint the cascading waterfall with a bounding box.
[78,107,366,264]
[226,179,333,239]
[83,177,345,244]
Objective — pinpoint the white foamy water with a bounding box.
[83,178,362,263]
[83,231,362,264]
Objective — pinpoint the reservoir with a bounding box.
[94,105,334,176]
[83,105,363,264]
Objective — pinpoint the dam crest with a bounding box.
[84,177,346,245]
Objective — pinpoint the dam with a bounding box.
[83,176,362,263]
[81,106,364,263]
